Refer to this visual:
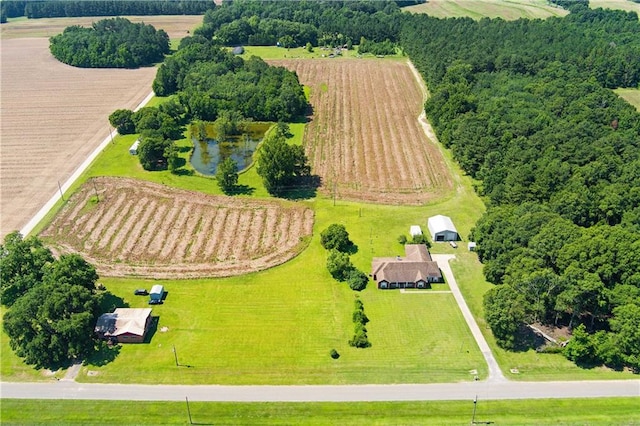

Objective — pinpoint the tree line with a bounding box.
[50,17,170,68]
[400,7,640,371]
[193,0,420,48]
[1,0,212,22]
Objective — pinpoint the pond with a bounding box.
[189,122,271,176]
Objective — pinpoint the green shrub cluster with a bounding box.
[349,299,371,348]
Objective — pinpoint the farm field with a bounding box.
[616,88,640,111]
[2,398,639,425]
[269,58,454,205]
[40,177,314,279]
[0,15,204,40]
[403,0,568,20]
[0,38,156,239]
[590,0,640,13]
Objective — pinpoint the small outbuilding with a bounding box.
[468,242,477,251]
[150,284,164,301]
[232,46,244,55]
[427,215,458,242]
[95,308,152,343]
[409,225,423,237]
[129,139,140,155]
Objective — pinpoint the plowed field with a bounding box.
[40,177,314,279]
[270,59,453,205]
[0,37,157,238]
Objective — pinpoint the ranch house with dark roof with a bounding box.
[371,244,443,289]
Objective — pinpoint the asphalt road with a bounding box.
[1,380,638,401]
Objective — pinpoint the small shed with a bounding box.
[427,215,458,242]
[149,284,164,301]
[409,225,422,237]
[468,242,477,251]
[232,46,244,55]
[129,139,140,155]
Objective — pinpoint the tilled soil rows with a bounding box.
[0,37,157,238]
[40,177,314,279]
[269,58,454,205]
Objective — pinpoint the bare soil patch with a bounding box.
[0,15,203,40]
[0,38,156,238]
[269,59,454,205]
[40,177,314,279]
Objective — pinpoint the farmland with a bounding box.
[269,58,454,205]
[40,177,314,279]
[403,0,568,20]
[0,15,203,40]
[0,37,156,239]
[589,0,640,13]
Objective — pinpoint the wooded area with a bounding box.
[401,6,640,370]
[50,17,170,68]
[1,0,212,22]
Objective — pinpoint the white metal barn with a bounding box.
[129,139,140,155]
[427,215,458,242]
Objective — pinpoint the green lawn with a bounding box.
[241,45,405,61]
[2,398,639,425]
[616,88,640,111]
[403,0,568,20]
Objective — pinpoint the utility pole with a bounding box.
[108,120,114,144]
[471,395,478,425]
[173,345,179,367]
[185,397,193,424]
[58,181,65,201]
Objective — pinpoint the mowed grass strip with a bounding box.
[2,398,639,425]
[403,0,568,20]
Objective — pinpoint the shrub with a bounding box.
[330,348,340,359]
[326,250,354,281]
[397,234,407,245]
[352,309,369,325]
[320,224,353,252]
[349,329,371,348]
[347,269,368,291]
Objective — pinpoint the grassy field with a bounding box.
[2,398,639,425]
[616,88,640,111]
[590,0,640,13]
[403,0,568,20]
[3,50,637,385]
[241,45,405,60]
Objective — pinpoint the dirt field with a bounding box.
[0,37,159,238]
[0,15,204,40]
[40,177,314,279]
[270,58,454,205]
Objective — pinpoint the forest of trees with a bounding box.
[401,7,640,371]
[1,0,212,22]
[192,0,420,48]
[152,37,307,122]
[50,17,170,68]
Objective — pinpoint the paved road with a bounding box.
[1,380,638,401]
[433,255,506,382]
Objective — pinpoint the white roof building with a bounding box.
[409,225,422,237]
[427,215,458,242]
